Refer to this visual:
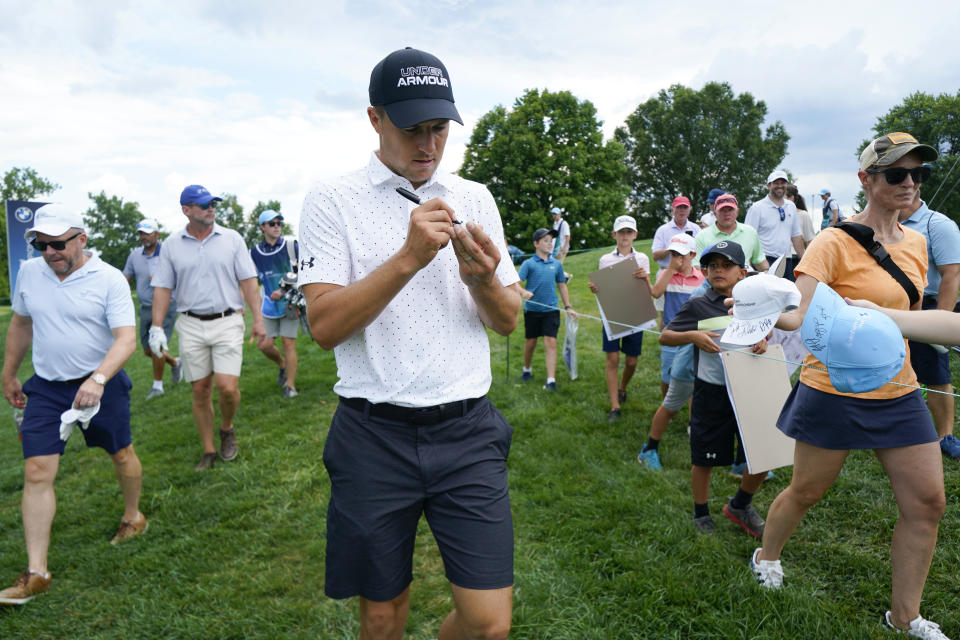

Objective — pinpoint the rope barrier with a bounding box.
[521,298,960,398]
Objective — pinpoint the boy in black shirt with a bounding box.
[659,241,769,537]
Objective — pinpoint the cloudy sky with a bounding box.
[3,0,958,233]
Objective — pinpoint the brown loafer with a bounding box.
[0,570,51,605]
[219,428,238,461]
[110,512,148,545]
[194,451,217,471]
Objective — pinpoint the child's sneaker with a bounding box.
[723,500,765,539]
[636,445,662,470]
[750,548,784,589]
[693,514,715,534]
[883,611,951,639]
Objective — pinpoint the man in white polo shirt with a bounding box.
[299,47,522,640]
[0,204,146,606]
[122,218,182,399]
[651,195,699,269]
[744,170,804,281]
[150,185,265,471]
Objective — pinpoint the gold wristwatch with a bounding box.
[90,373,107,385]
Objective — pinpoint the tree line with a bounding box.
[4,86,958,300]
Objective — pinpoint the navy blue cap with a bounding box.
[180,185,222,206]
[369,48,462,128]
[706,188,725,203]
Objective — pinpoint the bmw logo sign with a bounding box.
[14,207,33,223]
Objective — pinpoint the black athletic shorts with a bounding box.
[524,310,560,339]
[689,378,741,467]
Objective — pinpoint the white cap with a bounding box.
[24,204,85,239]
[721,274,801,345]
[766,169,789,184]
[666,233,697,255]
[613,215,637,232]
[136,218,160,233]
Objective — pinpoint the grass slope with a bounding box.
[0,243,958,639]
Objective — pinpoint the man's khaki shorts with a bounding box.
[175,313,245,381]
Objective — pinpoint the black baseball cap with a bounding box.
[369,47,463,128]
[701,241,746,268]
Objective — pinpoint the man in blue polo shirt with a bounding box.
[123,218,181,399]
[518,227,576,391]
[250,210,300,398]
[1,204,146,606]
[899,191,960,459]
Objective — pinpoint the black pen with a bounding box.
[395,186,461,224]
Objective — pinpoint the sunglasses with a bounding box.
[866,165,931,185]
[188,201,217,210]
[777,206,785,222]
[265,220,283,227]
[31,231,82,252]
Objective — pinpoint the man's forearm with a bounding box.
[2,315,32,382]
[95,326,137,379]
[936,265,960,310]
[470,281,522,336]
[303,252,423,350]
[239,278,265,323]
[151,288,172,326]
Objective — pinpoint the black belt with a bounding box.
[184,309,236,321]
[338,395,484,426]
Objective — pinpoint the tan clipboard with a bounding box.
[720,344,796,474]
[589,256,657,339]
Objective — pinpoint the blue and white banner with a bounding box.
[6,200,49,299]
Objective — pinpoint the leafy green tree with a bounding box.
[614,82,790,237]
[1,167,60,299]
[83,191,143,269]
[459,89,628,250]
[215,193,250,239]
[857,91,960,219]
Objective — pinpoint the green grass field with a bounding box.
[1,244,958,639]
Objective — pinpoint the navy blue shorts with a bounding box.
[602,326,644,356]
[20,372,133,458]
[777,383,937,450]
[689,379,741,466]
[910,341,951,385]
[322,397,514,601]
[524,310,560,339]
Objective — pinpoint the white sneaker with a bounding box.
[750,547,784,589]
[884,611,951,639]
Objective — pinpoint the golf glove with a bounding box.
[148,326,168,359]
[59,403,100,442]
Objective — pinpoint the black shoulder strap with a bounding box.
[835,222,919,306]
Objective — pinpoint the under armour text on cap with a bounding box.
[136,219,159,233]
[258,210,282,225]
[180,185,222,206]
[714,194,738,210]
[800,282,905,393]
[613,215,638,232]
[707,188,725,203]
[859,132,939,171]
[722,274,801,345]
[25,204,84,239]
[666,233,697,256]
[369,47,463,129]
[701,241,746,268]
[672,196,691,208]
[766,169,789,184]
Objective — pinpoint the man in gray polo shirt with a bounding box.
[122,218,181,399]
[150,185,265,471]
